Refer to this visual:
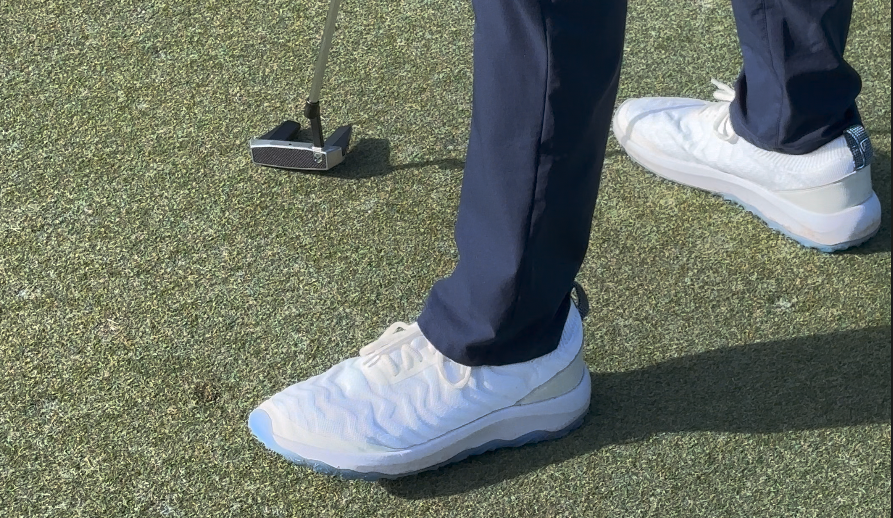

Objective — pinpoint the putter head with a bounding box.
[249,120,352,171]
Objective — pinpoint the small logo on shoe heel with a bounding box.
[844,125,873,170]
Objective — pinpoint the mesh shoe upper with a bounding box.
[257,303,583,452]
[612,80,863,191]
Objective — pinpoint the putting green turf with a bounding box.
[0,0,890,516]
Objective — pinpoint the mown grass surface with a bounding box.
[1,1,890,516]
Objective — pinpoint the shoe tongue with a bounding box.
[716,110,735,137]
[709,104,738,142]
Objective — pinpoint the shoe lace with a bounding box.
[359,322,472,389]
[707,78,739,144]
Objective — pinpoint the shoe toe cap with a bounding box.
[612,97,707,145]
[248,406,283,453]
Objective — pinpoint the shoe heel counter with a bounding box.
[516,350,587,406]
[776,165,874,214]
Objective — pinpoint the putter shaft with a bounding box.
[309,0,343,104]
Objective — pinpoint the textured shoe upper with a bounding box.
[258,303,584,452]
[613,80,865,191]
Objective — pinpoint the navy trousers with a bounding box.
[416,0,863,367]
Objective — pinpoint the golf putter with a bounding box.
[249,0,352,171]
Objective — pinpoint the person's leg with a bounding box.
[248,0,629,480]
[729,0,864,155]
[417,0,628,367]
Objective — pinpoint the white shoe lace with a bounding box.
[359,322,473,389]
[707,78,739,143]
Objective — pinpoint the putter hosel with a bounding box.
[304,101,325,148]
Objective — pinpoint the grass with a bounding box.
[0,0,890,516]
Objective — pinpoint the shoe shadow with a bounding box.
[380,325,891,498]
[840,149,891,255]
[280,133,466,180]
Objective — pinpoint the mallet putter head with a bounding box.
[249,120,353,171]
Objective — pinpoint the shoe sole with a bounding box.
[612,118,882,253]
[248,367,591,481]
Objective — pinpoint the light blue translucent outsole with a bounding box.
[248,408,587,481]
[716,190,879,253]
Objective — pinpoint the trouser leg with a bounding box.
[729,0,864,154]
[417,0,628,366]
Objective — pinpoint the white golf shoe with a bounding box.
[612,79,880,252]
[248,288,591,480]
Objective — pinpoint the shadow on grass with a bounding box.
[381,325,891,497]
[270,135,466,180]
